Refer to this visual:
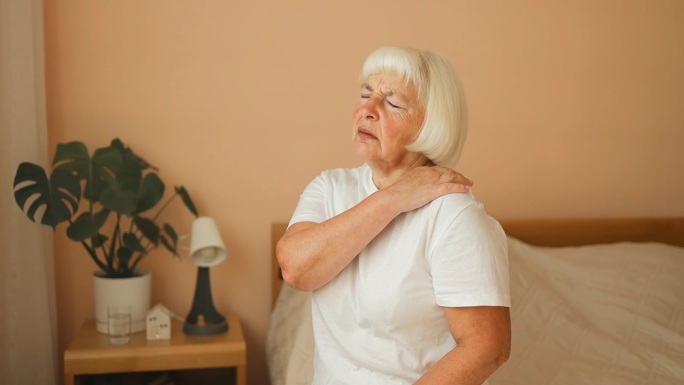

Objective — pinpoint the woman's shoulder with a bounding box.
[426,190,502,227]
[429,190,480,215]
[426,192,506,244]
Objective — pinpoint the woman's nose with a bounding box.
[361,96,380,120]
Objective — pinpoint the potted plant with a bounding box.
[12,138,198,333]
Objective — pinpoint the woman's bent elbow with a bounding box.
[497,346,510,366]
[276,240,317,292]
[492,338,511,369]
[281,268,317,292]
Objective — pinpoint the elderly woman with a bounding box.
[277,46,510,385]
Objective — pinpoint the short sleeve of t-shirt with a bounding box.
[429,204,510,308]
[288,173,328,226]
[288,166,372,227]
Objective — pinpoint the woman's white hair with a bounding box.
[360,46,468,167]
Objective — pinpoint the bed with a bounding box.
[266,218,684,385]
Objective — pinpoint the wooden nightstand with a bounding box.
[64,314,246,385]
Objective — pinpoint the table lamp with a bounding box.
[184,216,229,335]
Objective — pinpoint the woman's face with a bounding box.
[352,73,426,168]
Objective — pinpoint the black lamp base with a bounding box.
[183,319,228,335]
[184,266,229,336]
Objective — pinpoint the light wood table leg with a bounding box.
[236,364,246,385]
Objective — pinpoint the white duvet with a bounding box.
[267,238,684,385]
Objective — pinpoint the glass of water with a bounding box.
[107,305,131,345]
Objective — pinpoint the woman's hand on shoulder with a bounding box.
[383,166,473,213]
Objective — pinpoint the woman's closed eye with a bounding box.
[360,92,404,109]
[386,99,403,109]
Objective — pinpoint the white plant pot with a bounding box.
[93,269,151,334]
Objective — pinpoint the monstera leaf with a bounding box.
[99,186,138,215]
[13,162,81,228]
[134,216,160,245]
[176,186,198,217]
[160,223,179,256]
[53,141,125,202]
[66,209,111,241]
[135,173,165,214]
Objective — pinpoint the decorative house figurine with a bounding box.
[146,304,172,340]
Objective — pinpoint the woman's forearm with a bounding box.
[278,166,473,292]
[415,337,509,385]
[276,190,400,291]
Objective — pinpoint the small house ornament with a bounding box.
[146,304,172,340]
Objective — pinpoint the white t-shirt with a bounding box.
[289,164,510,385]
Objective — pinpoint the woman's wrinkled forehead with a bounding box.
[361,73,419,104]
[363,70,412,89]
[361,70,425,107]
[361,50,428,102]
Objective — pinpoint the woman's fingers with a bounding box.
[437,167,473,186]
[386,166,474,213]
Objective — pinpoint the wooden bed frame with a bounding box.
[271,217,684,307]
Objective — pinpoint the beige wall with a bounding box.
[44,1,683,384]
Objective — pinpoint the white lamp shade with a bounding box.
[189,217,227,267]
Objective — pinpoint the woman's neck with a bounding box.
[369,155,434,190]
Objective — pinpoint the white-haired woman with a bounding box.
[277,46,511,385]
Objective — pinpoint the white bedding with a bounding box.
[266,238,684,385]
